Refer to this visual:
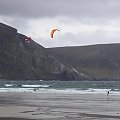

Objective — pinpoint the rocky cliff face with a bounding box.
[47,44,120,80]
[0,23,92,80]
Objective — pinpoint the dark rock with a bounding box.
[47,44,120,80]
[0,22,92,81]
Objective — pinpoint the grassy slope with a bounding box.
[47,44,120,79]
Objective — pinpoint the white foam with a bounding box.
[0,88,119,95]
[5,84,14,87]
[0,88,33,92]
[87,88,111,93]
[36,88,120,95]
[22,84,50,88]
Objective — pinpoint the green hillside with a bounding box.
[47,44,120,80]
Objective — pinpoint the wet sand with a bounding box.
[0,92,120,120]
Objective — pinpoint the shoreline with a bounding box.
[0,88,119,96]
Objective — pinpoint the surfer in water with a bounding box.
[107,91,109,95]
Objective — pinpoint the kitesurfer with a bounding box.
[107,91,109,95]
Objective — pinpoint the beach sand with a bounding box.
[0,92,120,120]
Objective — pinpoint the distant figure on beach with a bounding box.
[107,91,109,95]
[34,88,36,91]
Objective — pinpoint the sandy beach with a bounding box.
[0,92,120,120]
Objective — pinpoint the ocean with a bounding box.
[0,80,120,95]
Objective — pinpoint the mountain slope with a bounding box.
[47,44,120,80]
[0,23,92,80]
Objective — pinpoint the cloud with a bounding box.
[25,17,120,37]
[45,30,120,48]
[0,0,120,47]
[0,0,120,19]
[1,16,120,48]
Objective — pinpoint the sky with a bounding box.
[0,0,120,48]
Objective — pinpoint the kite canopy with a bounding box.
[50,29,59,38]
[25,36,32,43]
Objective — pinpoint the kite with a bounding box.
[50,29,59,38]
[25,36,32,43]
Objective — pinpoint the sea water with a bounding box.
[0,80,120,95]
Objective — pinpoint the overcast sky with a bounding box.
[0,0,120,48]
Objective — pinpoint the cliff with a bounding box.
[47,44,120,80]
[0,23,92,80]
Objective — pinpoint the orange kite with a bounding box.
[50,29,59,38]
